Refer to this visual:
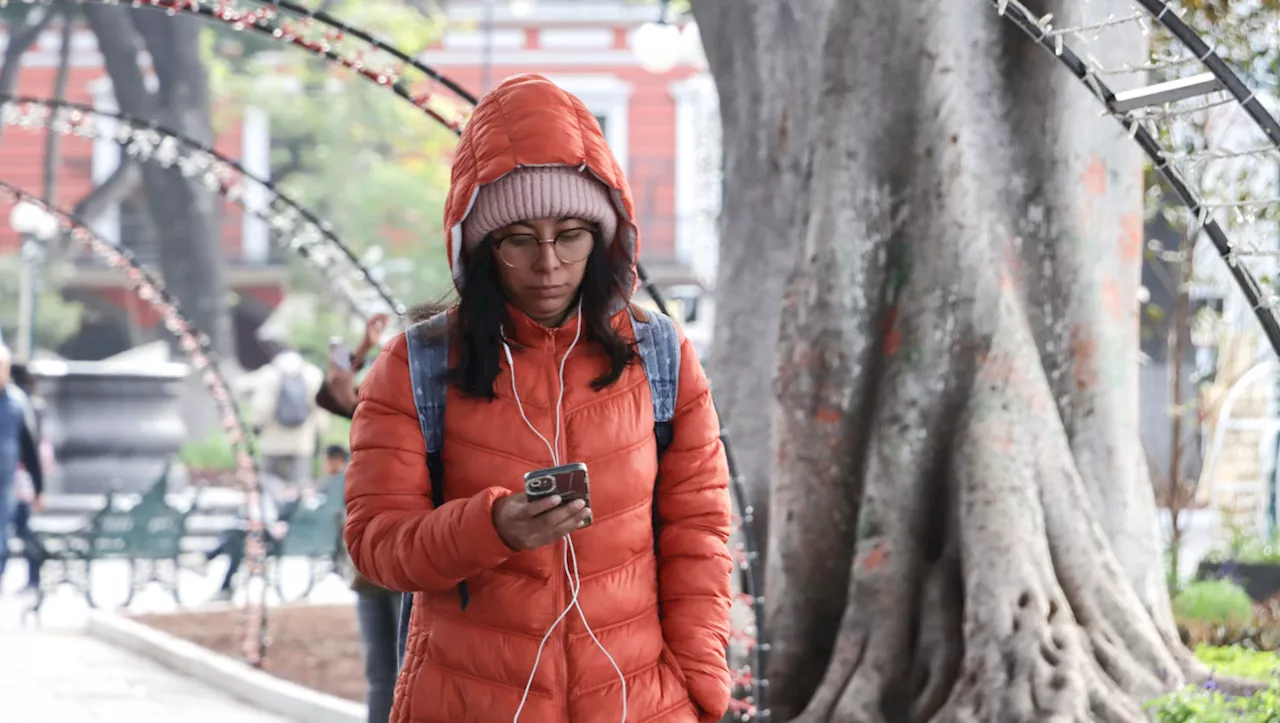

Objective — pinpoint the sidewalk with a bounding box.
[0,626,290,723]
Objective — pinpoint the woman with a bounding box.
[344,74,733,723]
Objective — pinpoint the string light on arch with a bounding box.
[0,95,403,319]
[0,180,274,666]
[991,0,1280,356]
[3,0,476,133]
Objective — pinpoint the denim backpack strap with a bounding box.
[629,304,682,439]
[404,312,450,458]
[398,312,463,672]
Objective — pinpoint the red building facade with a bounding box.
[0,0,722,356]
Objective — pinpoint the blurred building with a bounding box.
[0,0,723,361]
[0,18,285,364]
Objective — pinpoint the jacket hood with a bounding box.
[443,74,640,309]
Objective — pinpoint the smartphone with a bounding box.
[524,462,591,527]
[329,336,351,372]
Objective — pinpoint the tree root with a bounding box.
[788,284,1201,723]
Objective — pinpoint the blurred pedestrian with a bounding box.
[0,348,45,592]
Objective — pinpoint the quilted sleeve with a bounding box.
[343,335,515,593]
[655,332,734,722]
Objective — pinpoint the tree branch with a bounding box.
[82,5,156,118]
[0,8,57,144]
[72,161,141,220]
[41,9,74,204]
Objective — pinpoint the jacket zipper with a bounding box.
[544,326,573,719]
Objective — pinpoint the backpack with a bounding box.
[395,305,682,667]
[274,371,312,428]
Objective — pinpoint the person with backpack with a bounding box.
[344,74,733,723]
[251,344,327,484]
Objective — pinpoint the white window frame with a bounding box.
[669,73,720,287]
[543,74,631,175]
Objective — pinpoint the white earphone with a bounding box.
[505,299,627,723]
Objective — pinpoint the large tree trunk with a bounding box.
[694,1,1204,720]
[82,6,232,360]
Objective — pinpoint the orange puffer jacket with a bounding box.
[344,74,734,723]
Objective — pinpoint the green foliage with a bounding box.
[321,414,352,451]
[1176,578,1257,626]
[1197,644,1280,679]
[178,430,236,472]
[1147,681,1280,722]
[1146,645,1280,722]
[0,254,84,352]
[1205,526,1280,565]
[205,0,455,317]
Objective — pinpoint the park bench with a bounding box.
[268,488,347,602]
[13,472,350,611]
[15,465,242,615]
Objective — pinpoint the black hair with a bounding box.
[406,301,449,324]
[449,228,635,399]
[325,444,350,460]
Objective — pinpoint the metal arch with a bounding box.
[1133,0,1280,148]
[992,0,1280,358]
[14,1,771,713]
[5,0,475,132]
[0,95,404,317]
[0,179,273,666]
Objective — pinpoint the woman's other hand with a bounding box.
[491,493,591,551]
[354,313,389,360]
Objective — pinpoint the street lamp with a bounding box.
[632,0,705,75]
[632,20,682,74]
[8,200,58,360]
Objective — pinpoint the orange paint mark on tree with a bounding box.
[1069,324,1099,389]
[1082,154,1108,196]
[815,407,842,424]
[1119,211,1143,264]
[1100,278,1122,320]
[863,543,888,572]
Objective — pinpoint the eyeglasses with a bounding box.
[493,227,595,268]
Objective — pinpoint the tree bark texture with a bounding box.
[693,1,1202,720]
[82,6,232,359]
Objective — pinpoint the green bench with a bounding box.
[24,461,205,615]
[269,488,347,602]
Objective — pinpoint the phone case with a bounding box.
[524,463,591,526]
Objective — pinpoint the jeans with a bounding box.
[0,477,12,581]
[209,527,283,591]
[357,587,400,723]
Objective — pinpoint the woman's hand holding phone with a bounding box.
[492,492,592,551]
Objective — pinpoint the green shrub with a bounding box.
[1146,645,1280,721]
[1203,525,1280,565]
[1147,682,1280,722]
[1176,579,1256,626]
[1195,644,1279,679]
[178,431,237,471]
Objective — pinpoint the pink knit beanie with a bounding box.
[461,166,619,254]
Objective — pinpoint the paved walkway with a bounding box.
[0,626,290,723]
